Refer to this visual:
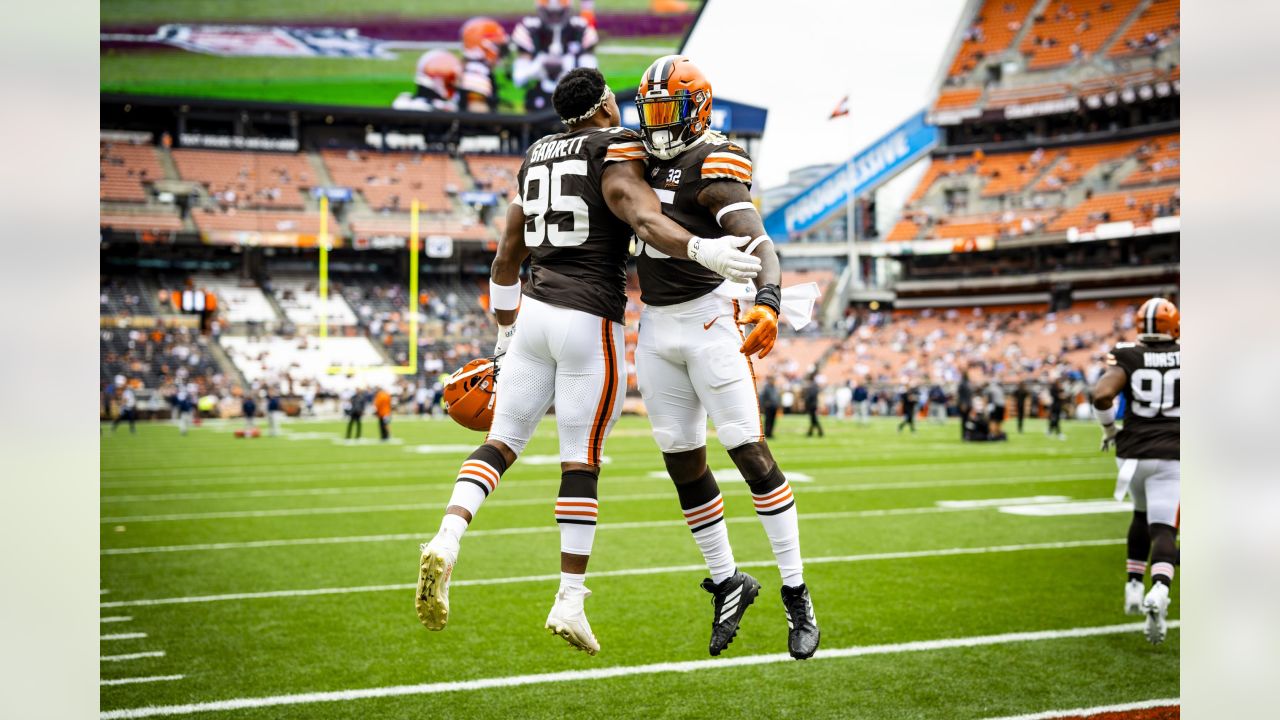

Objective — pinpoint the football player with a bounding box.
[1092,297,1180,645]
[459,17,509,113]
[393,50,462,112]
[511,0,598,112]
[417,67,762,655]
[631,56,820,659]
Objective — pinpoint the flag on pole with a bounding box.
[829,95,850,119]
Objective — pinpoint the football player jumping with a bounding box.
[631,55,820,659]
[1091,297,1180,644]
[416,68,762,655]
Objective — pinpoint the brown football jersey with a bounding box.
[1109,340,1180,459]
[514,126,647,324]
[635,132,753,306]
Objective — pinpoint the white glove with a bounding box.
[687,236,762,282]
[494,324,516,368]
[1100,423,1118,452]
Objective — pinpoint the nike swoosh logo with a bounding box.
[703,317,718,330]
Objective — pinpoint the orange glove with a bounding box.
[737,305,778,358]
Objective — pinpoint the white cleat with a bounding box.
[545,587,600,656]
[416,537,458,631]
[1142,582,1170,645]
[1124,579,1145,616]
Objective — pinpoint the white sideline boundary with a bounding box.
[99,474,1110,524]
[982,697,1180,719]
[101,633,147,641]
[101,651,165,662]
[101,616,133,623]
[99,539,1122,608]
[101,675,185,687]
[98,621,1179,719]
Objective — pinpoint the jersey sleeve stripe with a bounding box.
[702,166,752,182]
[607,141,645,151]
[705,153,752,171]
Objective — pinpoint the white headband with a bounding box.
[560,87,612,125]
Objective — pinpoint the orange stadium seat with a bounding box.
[932,88,983,113]
[1109,0,1180,57]
[1020,0,1141,70]
[1119,134,1180,187]
[947,0,1040,78]
[100,141,164,203]
[464,155,523,199]
[172,149,314,210]
[99,212,184,233]
[1048,186,1178,232]
[1033,138,1144,192]
[192,209,337,235]
[349,215,492,242]
[321,150,461,213]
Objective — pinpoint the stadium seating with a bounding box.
[947,0,1039,78]
[1108,0,1180,57]
[219,335,400,394]
[321,150,461,212]
[464,155,522,198]
[1019,0,1141,70]
[100,326,222,390]
[100,141,164,203]
[1032,138,1144,192]
[270,275,359,327]
[99,212,184,233]
[348,214,493,242]
[192,274,279,324]
[191,208,338,236]
[1118,134,1180,186]
[172,149,314,210]
[1047,186,1179,232]
[100,276,158,316]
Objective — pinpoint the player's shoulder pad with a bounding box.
[599,127,647,164]
[698,132,752,184]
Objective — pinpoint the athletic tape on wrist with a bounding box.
[489,279,522,311]
[1093,404,1116,426]
[715,202,757,226]
[754,284,781,316]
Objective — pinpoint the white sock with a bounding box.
[753,481,804,587]
[439,513,468,541]
[684,495,736,584]
[559,572,587,594]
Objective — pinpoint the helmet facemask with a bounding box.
[635,88,709,161]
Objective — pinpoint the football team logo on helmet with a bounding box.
[1135,297,1179,342]
[443,358,498,431]
[635,55,713,160]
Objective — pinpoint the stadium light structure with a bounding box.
[318,195,421,376]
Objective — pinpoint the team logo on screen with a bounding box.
[152,24,395,59]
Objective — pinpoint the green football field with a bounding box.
[99,415,1178,719]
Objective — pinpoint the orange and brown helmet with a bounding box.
[461,17,509,65]
[415,50,463,99]
[1135,297,1180,342]
[635,55,713,160]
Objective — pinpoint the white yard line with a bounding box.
[101,633,147,641]
[101,500,1088,555]
[101,651,165,662]
[937,496,1071,508]
[101,616,133,623]
[982,697,1180,719]
[99,474,1110,524]
[100,538,1121,608]
[101,675,185,687]
[97,621,1178,719]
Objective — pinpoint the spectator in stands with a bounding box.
[346,387,368,440]
[804,375,825,438]
[760,377,781,440]
[111,383,137,435]
[1013,380,1030,434]
[897,384,918,434]
[375,388,393,442]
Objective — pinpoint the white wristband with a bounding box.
[715,201,757,226]
[744,235,773,255]
[1093,404,1116,426]
[489,279,522,311]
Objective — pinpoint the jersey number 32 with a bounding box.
[523,160,589,248]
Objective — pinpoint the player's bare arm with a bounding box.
[1091,364,1128,450]
[601,160,760,281]
[698,179,782,358]
[489,200,530,358]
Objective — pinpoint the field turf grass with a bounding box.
[100,415,1178,719]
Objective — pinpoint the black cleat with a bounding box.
[700,570,760,656]
[780,583,820,659]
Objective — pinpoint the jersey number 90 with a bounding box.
[1129,368,1180,418]
[523,160,589,247]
